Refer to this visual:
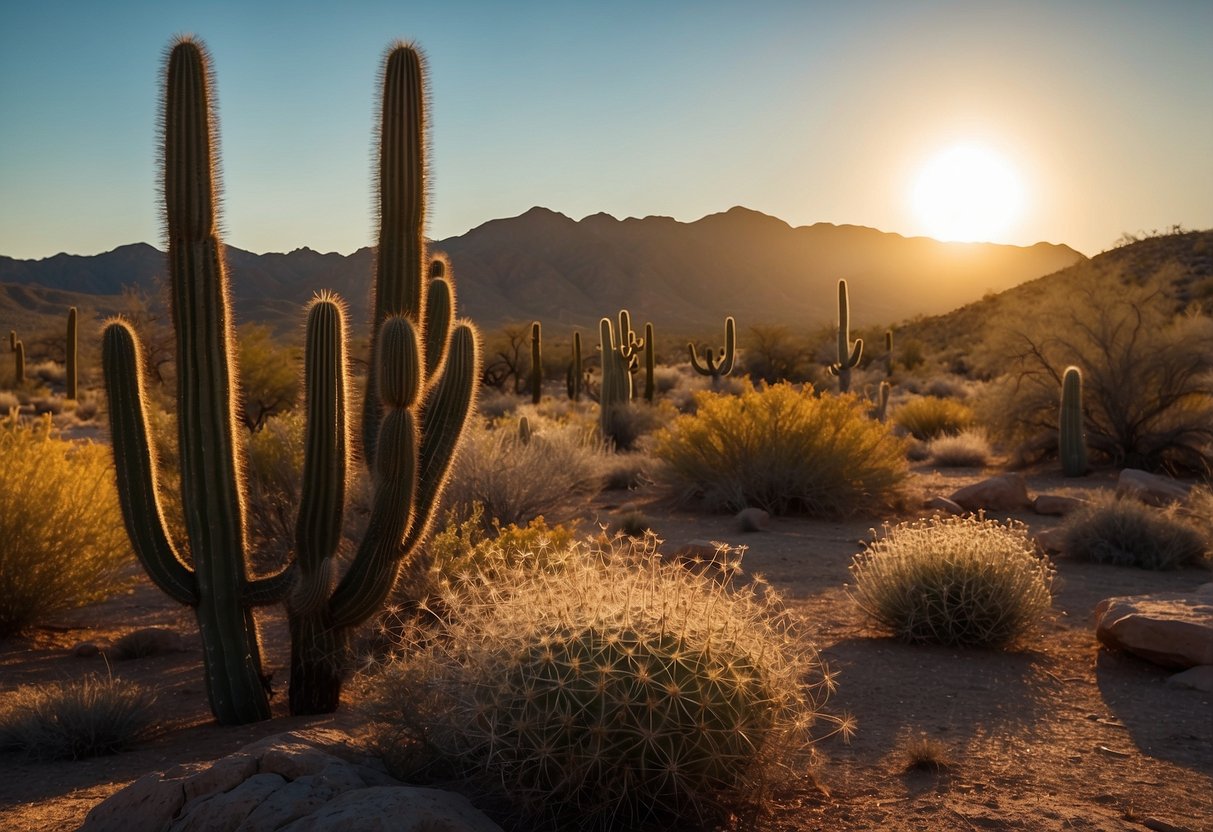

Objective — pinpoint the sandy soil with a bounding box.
[1,465,1211,831]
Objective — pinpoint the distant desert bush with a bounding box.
[653,383,908,516]
[29,359,64,386]
[366,533,843,831]
[0,413,132,637]
[894,395,976,441]
[445,415,608,528]
[926,428,993,468]
[0,674,155,760]
[850,514,1055,647]
[981,266,1213,472]
[0,391,18,412]
[1060,495,1208,570]
[244,409,307,567]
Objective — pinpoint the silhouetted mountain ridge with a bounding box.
[0,206,1084,334]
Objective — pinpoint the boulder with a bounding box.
[924,496,965,516]
[948,473,1032,512]
[735,507,770,532]
[1033,527,1067,555]
[1094,588,1213,669]
[81,730,502,832]
[1033,494,1088,516]
[1116,469,1190,506]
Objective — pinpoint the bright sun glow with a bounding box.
[911,144,1026,243]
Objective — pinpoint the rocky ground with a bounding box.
[1,465,1211,831]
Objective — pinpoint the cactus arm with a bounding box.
[424,272,453,378]
[101,320,199,606]
[717,316,737,376]
[688,342,712,375]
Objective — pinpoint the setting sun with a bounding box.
[911,144,1026,243]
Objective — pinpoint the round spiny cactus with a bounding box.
[370,535,843,830]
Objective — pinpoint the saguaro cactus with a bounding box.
[566,330,582,401]
[829,280,863,393]
[598,315,634,445]
[66,307,78,400]
[102,38,286,725]
[8,330,15,352]
[1059,365,1088,477]
[643,321,656,403]
[13,339,24,386]
[884,329,894,377]
[688,316,737,389]
[530,320,542,404]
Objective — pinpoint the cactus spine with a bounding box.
[13,339,24,386]
[829,280,862,393]
[530,320,542,405]
[102,38,285,725]
[566,330,582,401]
[66,307,78,400]
[598,315,633,445]
[643,322,655,403]
[1059,365,1088,477]
[688,316,736,389]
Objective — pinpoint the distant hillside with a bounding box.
[0,206,1084,337]
[895,229,1213,369]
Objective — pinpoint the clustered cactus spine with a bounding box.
[688,316,736,388]
[1059,365,1088,477]
[102,38,478,723]
[66,307,78,400]
[829,279,863,393]
[530,320,542,405]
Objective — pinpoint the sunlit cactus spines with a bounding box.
[566,330,582,401]
[12,339,24,386]
[424,254,453,376]
[530,320,542,404]
[829,279,863,393]
[1059,365,1088,477]
[101,37,286,725]
[65,307,78,400]
[688,316,736,388]
[598,315,633,444]
[639,321,655,403]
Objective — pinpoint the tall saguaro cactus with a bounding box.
[567,330,582,401]
[12,339,24,387]
[598,315,633,445]
[66,307,78,400]
[829,279,863,393]
[1059,365,1088,477]
[530,320,542,404]
[102,38,286,725]
[643,321,656,403]
[688,316,736,389]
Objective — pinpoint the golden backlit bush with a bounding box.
[0,413,133,637]
[652,383,908,516]
[893,394,976,441]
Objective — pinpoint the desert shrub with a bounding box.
[926,428,993,468]
[601,398,676,451]
[894,395,976,441]
[426,504,582,588]
[652,383,908,516]
[445,416,607,529]
[0,414,133,637]
[476,387,520,420]
[237,322,301,432]
[244,409,307,566]
[366,534,844,831]
[923,375,970,399]
[600,451,651,491]
[1060,495,1208,569]
[651,364,684,394]
[981,265,1213,472]
[902,733,953,772]
[29,359,65,385]
[0,674,155,760]
[849,515,1055,647]
[0,391,18,411]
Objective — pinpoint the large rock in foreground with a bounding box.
[81,728,501,832]
[1094,586,1213,669]
[948,473,1033,512]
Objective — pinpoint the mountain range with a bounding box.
[0,206,1084,337]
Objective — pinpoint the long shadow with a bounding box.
[1095,648,1213,776]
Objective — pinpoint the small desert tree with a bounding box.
[237,323,301,432]
[982,264,1213,472]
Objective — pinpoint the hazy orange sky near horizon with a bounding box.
[1,1,1210,261]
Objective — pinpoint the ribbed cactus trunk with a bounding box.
[12,340,24,386]
[66,307,78,400]
[530,320,542,405]
[567,330,582,401]
[643,322,655,403]
[831,280,862,394]
[599,317,632,445]
[1059,365,1088,477]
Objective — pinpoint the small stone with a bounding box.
[71,641,100,658]
[925,496,965,516]
[735,507,770,532]
[949,473,1032,512]
[1116,469,1190,506]
[1033,528,1066,554]
[1033,494,1087,516]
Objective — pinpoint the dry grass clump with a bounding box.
[0,674,155,760]
[1060,495,1209,569]
[902,733,954,772]
[850,515,1055,647]
[366,534,846,831]
[0,413,133,637]
[926,428,993,468]
[653,383,908,516]
[446,416,608,529]
[894,395,976,441]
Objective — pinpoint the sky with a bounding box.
[1,1,1210,261]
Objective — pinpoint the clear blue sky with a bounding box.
[2,1,1210,260]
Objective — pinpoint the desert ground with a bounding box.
[2,463,1210,832]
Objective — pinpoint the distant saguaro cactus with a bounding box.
[566,330,583,401]
[689,316,737,389]
[599,314,634,445]
[884,329,894,377]
[530,320,542,404]
[829,280,863,393]
[1059,365,1088,477]
[13,339,24,386]
[874,380,891,422]
[643,321,656,403]
[8,330,15,352]
[66,307,78,400]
